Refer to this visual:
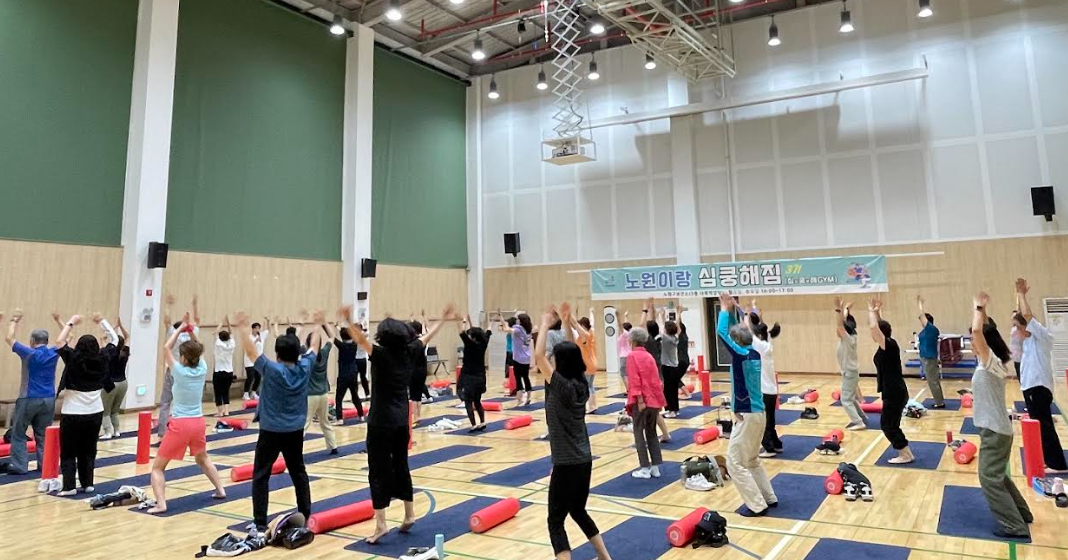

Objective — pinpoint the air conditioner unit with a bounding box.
[1043,298,1068,379]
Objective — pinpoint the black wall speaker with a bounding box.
[1032,186,1055,222]
[147,242,169,269]
[357,291,368,301]
[504,232,521,256]
[361,258,377,278]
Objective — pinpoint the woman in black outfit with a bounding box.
[868,296,914,464]
[333,327,364,424]
[56,326,115,495]
[409,315,448,423]
[459,315,492,432]
[535,303,613,560]
[344,305,454,544]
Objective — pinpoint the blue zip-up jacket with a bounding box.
[716,309,764,414]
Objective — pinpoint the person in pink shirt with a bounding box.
[617,315,632,391]
[625,327,666,479]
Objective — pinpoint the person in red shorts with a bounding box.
[147,314,227,514]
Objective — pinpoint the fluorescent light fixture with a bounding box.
[488,76,500,99]
[644,53,656,70]
[386,0,403,22]
[918,0,933,18]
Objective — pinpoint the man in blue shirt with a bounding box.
[916,297,945,409]
[2,309,74,475]
[236,310,318,534]
[716,293,777,517]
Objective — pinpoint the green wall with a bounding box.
[166,0,345,260]
[372,49,468,269]
[0,0,137,246]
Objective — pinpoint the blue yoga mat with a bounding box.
[133,471,319,517]
[687,391,724,402]
[56,463,231,499]
[212,433,323,456]
[735,473,827,520]
[571,516,673,560]
[591,462,680,499]
[875,441,946,470]
[960,417,979,435]
[672,406,711,420]
[345,496,508,556]
[769,435,824,462]
[92,453,138,468]
[449,419,538,436]
[513,400,547,412]
[864,413,883,429]
[585,422,617,438]
[774,409,804,426]
[1015,401,1061,415]
[922,398,963,411]
[937,485,1031,542]
[226,487,373,531]
[606,393,627,399]
[661,428,702,451]
[415,415,467,429]
[152,426,260,448]
[803,538,910,560]
[409,445,489,471]
[0,467,40,486]
[474,456,554,486]
[306,440,368,465]
[591,402,626,416]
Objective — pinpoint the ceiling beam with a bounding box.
[373,24,473,77]
[361,0,423,27]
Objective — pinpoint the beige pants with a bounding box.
[727,411,777,512]
[305,394,337,450]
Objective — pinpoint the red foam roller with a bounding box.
[219,418,248,430]
[685,384,695,394]
[961,394,973,408]
[430,379,451,389]
[666,507,709,547]
[307,500,375,534]
[832,390,841,401]
[507,366,517,393]
[803,391,819,403]
[231,457,285,482]
[483,401,503,412]
[824,470,843,495]
[699,370,711,407]
[42,425,60,479]
[953,441,978,464]
[1022,418,1045,486]
[694,426,720,445]
[342,408,363,420]
[455,365,462,384]
[861,401,883,413]
[136,411,152,465]
[0,440,36,458]
[505,415,533,430]
[822,429,845,443]
[470,497,521,533]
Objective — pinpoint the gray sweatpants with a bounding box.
[840,369,867,426]
[157,370,174,437]
[978,428,1031,535]
[9,397,55,473]
[101,380,128,436]
[632,407,663,468]
[922,357,944,406]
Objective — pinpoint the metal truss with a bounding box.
[548,0,586,137]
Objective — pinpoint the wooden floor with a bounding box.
[3,372,1068,560]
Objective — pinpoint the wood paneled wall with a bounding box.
[484,235,1068,374]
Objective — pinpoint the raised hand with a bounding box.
[92,312,104,324]
[312,310,327,324]
[833,297,843,310]
[181,312,191,325]
[338,305,353,322]
[975,291,990,309]
[1015,278,1029,295]
[12,308,24,323]
[442,302,457,321]
[234,312,251,327]
[51,310,61,323]
[541,304,557,327]
[559,302,573,323]
[165,294,176,305]
[69,314,83,326]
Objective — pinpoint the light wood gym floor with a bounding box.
[2,371,1067,560]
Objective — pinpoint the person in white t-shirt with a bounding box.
[243,317,272,400]
[212,316,237,417]
[1014,278,1067,473]
[746,304,783,458]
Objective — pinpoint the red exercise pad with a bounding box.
[505,415,532,430]
[482,401,503,412]
[824,470,843,495]
[860,401,883,413]
[0,440,36,457]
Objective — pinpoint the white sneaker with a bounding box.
[251,391,259,400]
[421,396,433,404]
[83,486,94,493]
[786,396,805,405]
[759,448,777,458]
[99,433,112,440]
[400,547,440,560]
[650,465,661,478]
[684,474,714,492]
[113,431,121,438]
[632,468,652,479]
[243,392,251,400]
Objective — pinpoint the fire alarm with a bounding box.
[146,289,153,296]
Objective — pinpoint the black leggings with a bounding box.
[252,429,310,530]
[366,424,413,510]
[60,412,103,491]
[662,365,683,412]
[465,395,485,426]
[880,395,909,450]
[1023,386,1067,470]
[547,461,600,555]
[335,376,364,419]
[213,371,233,406]
[243,366,261,393]
[513,362,532,392]
[762,393,782,451]
[355,358,369,396]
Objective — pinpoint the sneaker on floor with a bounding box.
[243,392,251,400]
[846,422,867,431]
[684,474,714,492]
[57,489,77,497]
[113,431,121,438]
[400,547,440,560]
[859,482,874,502]
[98,433,113,440]
[421,397,433,404]
[650,465,661,478]
[930,403,947,410]
[815,441,841,455]
[800,407,819,420]
[786,396,805,405]
[738,505,768,517]
[758,448,777,458]
[251,391,259,400]
[83,486,94,493]
[632,468,652,479]
[844,482,858,502]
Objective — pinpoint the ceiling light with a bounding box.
[385,0,403,22]
[488,76,500,100]
[839,2,854,33]
[644,53,656,70]
[536,67,548,90]
[589,19,605,35]
[329,14,345,35]
[767,17,780,46]
[449,0,464,4]
[471,35,485,61]
[917,0,933,18]
[517,18,527,35]
[729,0,744,3]
[587,58,599,80]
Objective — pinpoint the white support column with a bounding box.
[465,77,484,320]
[118,0,179,409]
[341,25,375,325]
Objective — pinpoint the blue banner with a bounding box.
[590,255,888,300]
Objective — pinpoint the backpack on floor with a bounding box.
[681,456,722,487]
[691,510,729,548]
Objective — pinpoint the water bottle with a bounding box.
[435,533,445,558]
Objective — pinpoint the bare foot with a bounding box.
[146,505,167,514]
[212,491,226,499]
[365,525,390,544]
[399,518,416,533]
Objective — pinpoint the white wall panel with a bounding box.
[616,180,652,259]
[967,0,1023,40]
[922,47,976,141]
[694,113,727,169]
[987,136,1043,236]
[930,144,988,239]
[781,160,828,248]
[545,189,579,262]
[697,170,732,255]
[974,37,1034,135]
[1031,29,1068,128]
[877,150,930,242]
[482,195,512,267]
[735,166,781,251]
[1045,133,1068,225]
[828,156,880,245]
[578,184,614,261]
[652,178,676,256]
[512,191,544,265]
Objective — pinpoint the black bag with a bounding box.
[691,510,728,548]
[716,407,733,434]
[280,527,314,550]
